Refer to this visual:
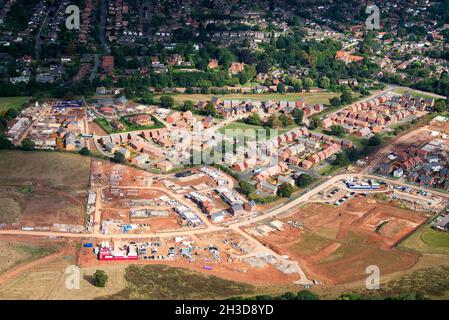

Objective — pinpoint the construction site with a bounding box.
[247,195,433,285]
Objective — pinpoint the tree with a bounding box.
[329,125,346,137]
[279,113,293,127]
[113,151,126,163]
[303,77,314,90]
[246,113,262,126]
[292,108,304,125]
[308,116,322,130]
[340,89,353,105]
[160,95,174,108]
[334,152,350,166]
[0,135,13,149]
[368,134,382,146]
[256,59,270,74]
[93,270,108,288]
[320,76,330,89]
[266,113,282,129]
[297,290,320,300]
[280,292,297,300]
[79,147,91,156]
[434,100,447,113]
[330,97,341,107]
[277,183,294,198]
[203,102,217,117]
[140,93,154,104]
[21,138,35,151]
[238,181,256,196]
[295,174,313,188]
[181,100,194,112]
[277,83,286,93]
[4,108,18,120]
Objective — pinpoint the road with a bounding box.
[1,172,448,285]
[98,0,110,54]
[89,54,101,81]
[34,3,53,59]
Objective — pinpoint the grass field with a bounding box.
[0,96,30,114]
[106,265,255,300]
[293,233,332,256]
[94,116,165,134]
[155,92,340,107]
[218,121,298,138]
[400,225,449,254]
[0,240,59,276]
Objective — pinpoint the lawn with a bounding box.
[400,225,449,255]
[218,121,298,139]
[155,92,340,107]
[317,164,340,176]
[94,116,165,134]
[0,96,30,114]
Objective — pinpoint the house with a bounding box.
[393,168,404,178]
[64,132,76,150]
[131,153,150,165]
[244,201,257,212]
[278,175,295,187]
[102,55,115,74]
[166,112,182,124]
[202,115,213,128]
[117,147,131,159]
[210,211,225,223]
[229,62,245,75]
[257,181,278,195]
[155,160,173,172]
[356,127,371,137]
[335,51,363,64]
[129,114,153,126]
[229,203,246,217]
[208,59,219,69]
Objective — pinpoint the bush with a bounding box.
[79,147,91,156]
[295,174,313,188]
[0,135,14,149]
[238,181,256,196]
[21,138,35,151]
[113,151,126,163]
[93,270,108,288]
[160,95,174,108]
[297,290,320,300]
[277,183,294,198]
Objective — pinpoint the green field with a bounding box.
[0,96,30,113]
[293,232,332,256]
[94,116,165,134]
[400,225,449,254]
[105,265,255,300]
[218,121,298,138]
[155,92,340,107]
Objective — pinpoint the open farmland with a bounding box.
[252,196,429,285]
[0,151,90,226]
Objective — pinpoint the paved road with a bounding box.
[89,54,101,81]
[34,3,53,59]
